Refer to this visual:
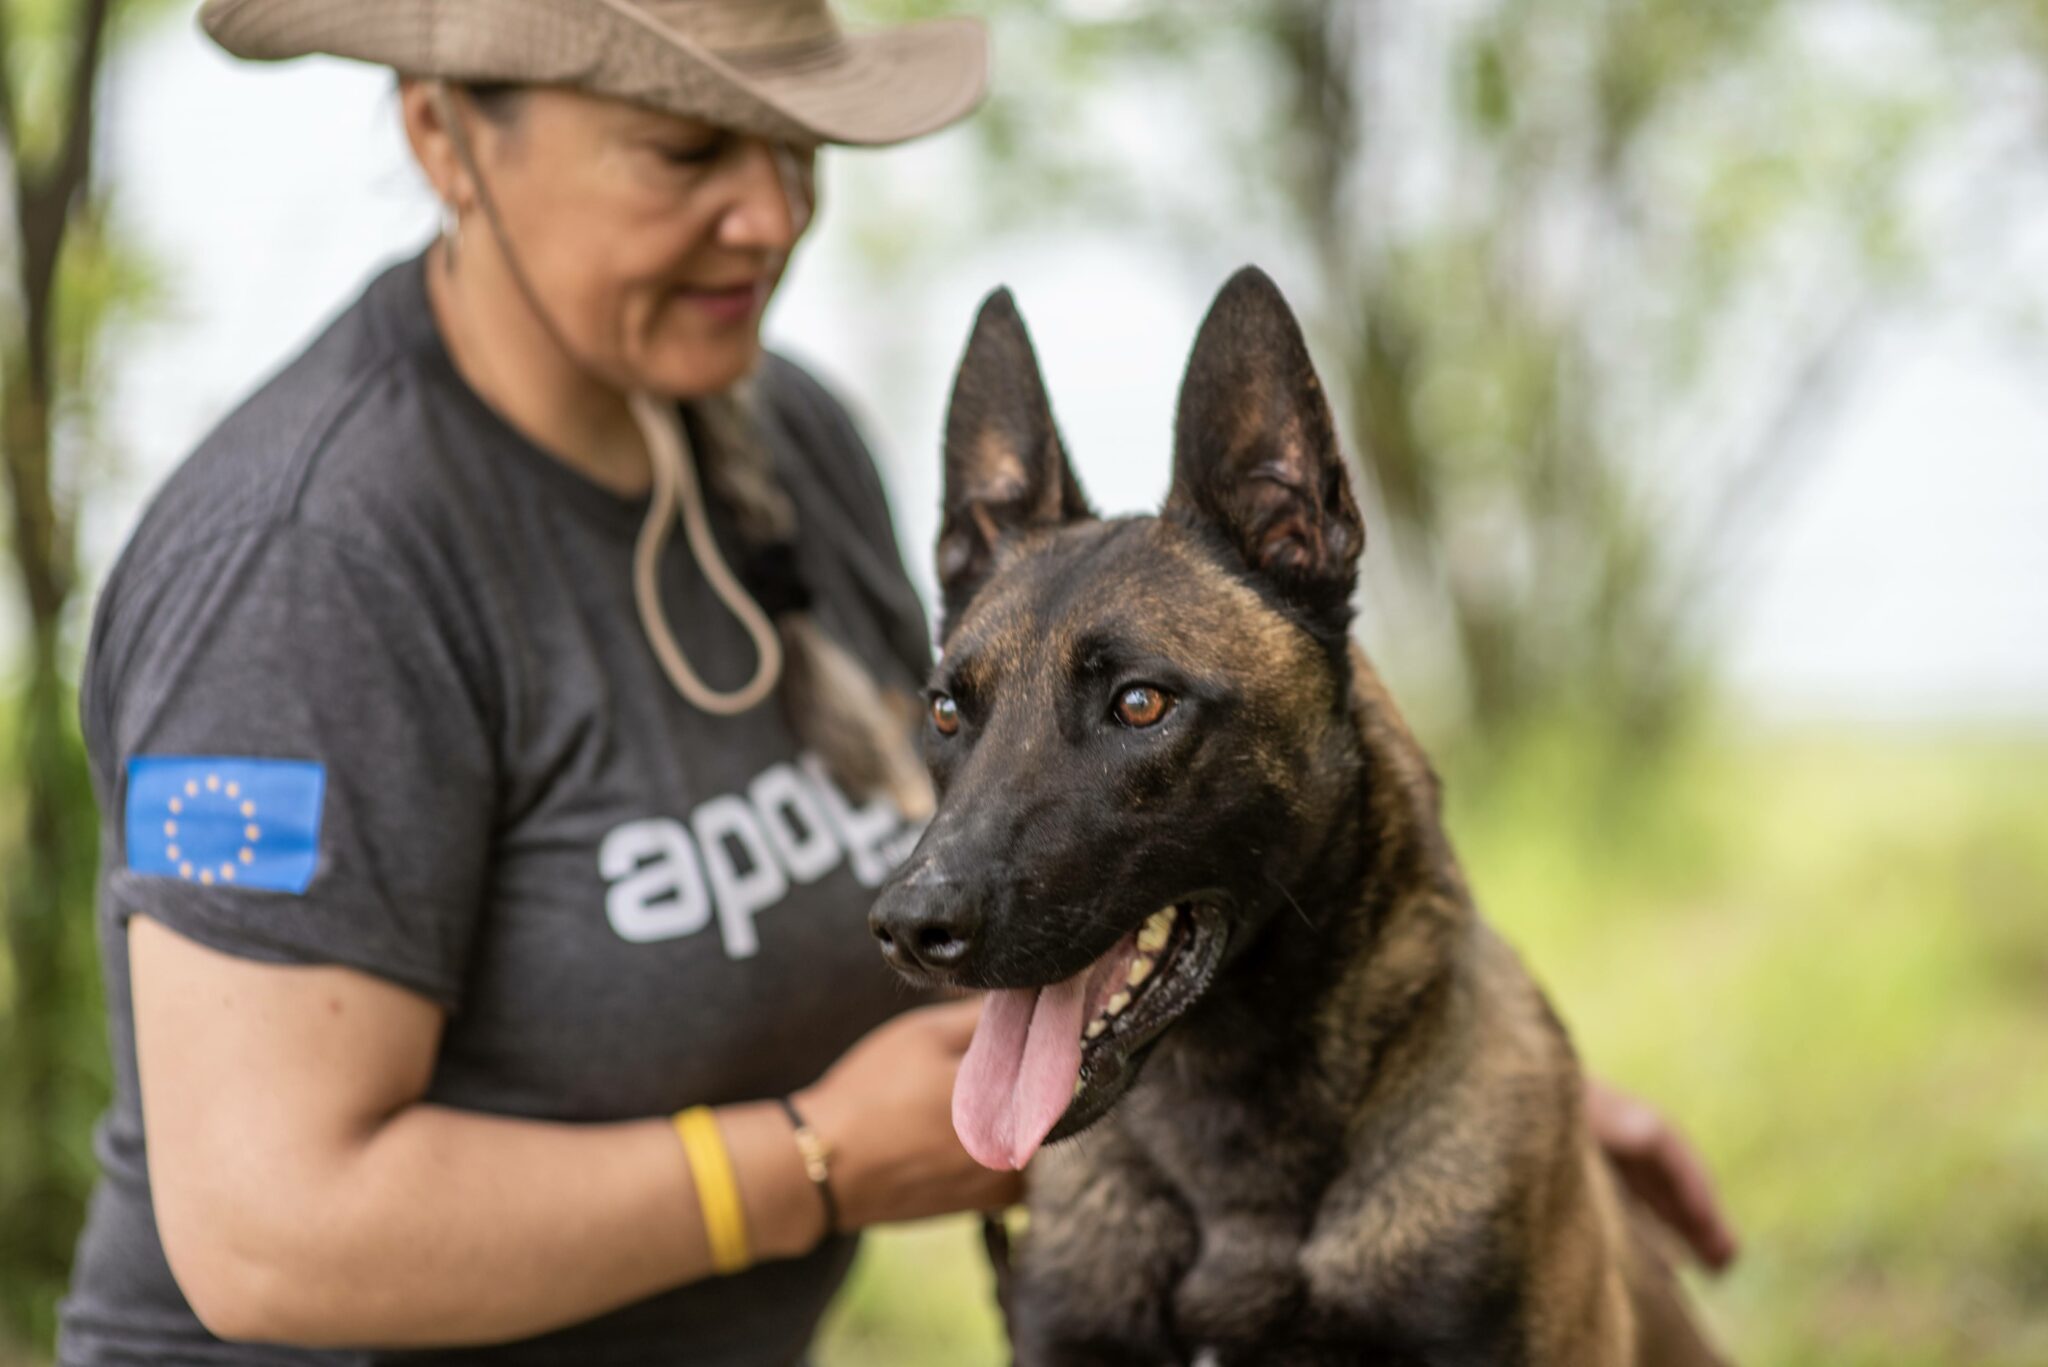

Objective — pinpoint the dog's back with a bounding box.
[1345,651,1726,1367]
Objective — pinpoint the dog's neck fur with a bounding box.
[1149,642,1476,1169]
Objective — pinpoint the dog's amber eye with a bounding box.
[1114,685,1174,728]
[930,693,961,736]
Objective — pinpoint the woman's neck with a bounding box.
[424,237,653,497]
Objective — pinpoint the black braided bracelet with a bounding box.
[776,1094,840,1237]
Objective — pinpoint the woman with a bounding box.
[59,1,1733,1363]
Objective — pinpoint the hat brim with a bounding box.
[199,0,987,147]
[730,19,986,148]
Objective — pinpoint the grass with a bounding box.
[815,724,2048,1366]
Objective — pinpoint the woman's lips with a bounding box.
[677,280,766,324]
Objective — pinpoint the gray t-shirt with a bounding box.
[59,251,936,1365]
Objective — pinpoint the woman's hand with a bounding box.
[795,998,1023,1230]
[1584,1077,1739,1272]
[799,1011,1741,1274]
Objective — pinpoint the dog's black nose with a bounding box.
[870,881,982,976]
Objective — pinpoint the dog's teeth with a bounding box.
[1127,956,1154,987]
[1137,913,1171,953]
[1085,1018,1108,1039]
[1074,1076,1087,1097]
[1106,990,1132,1016]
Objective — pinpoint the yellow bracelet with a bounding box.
[672,1106,751,1275]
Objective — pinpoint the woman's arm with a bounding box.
[133,914,1016,1348]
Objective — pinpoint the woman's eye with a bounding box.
[930,693,961,736]
[654,137,726,166]
[1113,685,1175,729]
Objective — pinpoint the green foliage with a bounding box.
[0,4,2036,1362]
[52,197,168,454]
[816,1218,1010,1367]
[0,2,171,1357]
[838,0,1998,745]
[0,689,105,1355]
[814,726,2048,1366]
[1458,725,2048,1365]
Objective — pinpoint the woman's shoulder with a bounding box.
[754,350,862,462]
[754,348,852,420]
[753,349,895,530]
[115,254,475,590]
[83,259,508,759]
[87,256,510,735]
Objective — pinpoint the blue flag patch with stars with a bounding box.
[125,756,325,894]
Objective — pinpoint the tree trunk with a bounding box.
[0,1,121,1348]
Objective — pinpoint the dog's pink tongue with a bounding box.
[953,977,1090,1171]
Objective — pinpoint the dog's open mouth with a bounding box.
[953,900,1228,1170]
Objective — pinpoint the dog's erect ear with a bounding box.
[1166,267,1362,637]
[937,288,1091,635]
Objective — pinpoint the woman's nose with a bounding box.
[716,138,810,253]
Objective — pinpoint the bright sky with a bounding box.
[90,13,2048,725]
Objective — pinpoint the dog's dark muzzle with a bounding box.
[869,872,984,978]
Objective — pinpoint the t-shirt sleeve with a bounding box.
[91,521,496,1010]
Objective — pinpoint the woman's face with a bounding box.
[445,85,816,397]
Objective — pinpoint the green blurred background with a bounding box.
[3,1,2046,1363]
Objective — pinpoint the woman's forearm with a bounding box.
[132,923,1014,1349]
[190,1099,825,1348]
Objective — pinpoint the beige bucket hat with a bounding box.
[198,0,987,146]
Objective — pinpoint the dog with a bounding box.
[869,268,1727,1366]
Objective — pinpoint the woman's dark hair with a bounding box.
[462,82,529,124]
[692,392,935,820]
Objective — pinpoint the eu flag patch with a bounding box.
[125,756,325,894]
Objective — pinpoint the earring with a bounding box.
[440,201,463,268]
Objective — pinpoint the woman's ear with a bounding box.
[398,78,472,215]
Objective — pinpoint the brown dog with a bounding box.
[870,268,1727,1366]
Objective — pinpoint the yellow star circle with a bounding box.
[167,773,262,881]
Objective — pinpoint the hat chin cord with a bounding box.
[430,82,811,717]
[628,387,783,714]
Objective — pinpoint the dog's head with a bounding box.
[871,268,1367,1170]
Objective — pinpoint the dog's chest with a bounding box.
[1026,1072,1510,1364]
[1117,1070,1347,1349]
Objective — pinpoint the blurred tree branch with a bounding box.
[847,0,2039,748]
[2,0,111,623]
[0,0,164,1352]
